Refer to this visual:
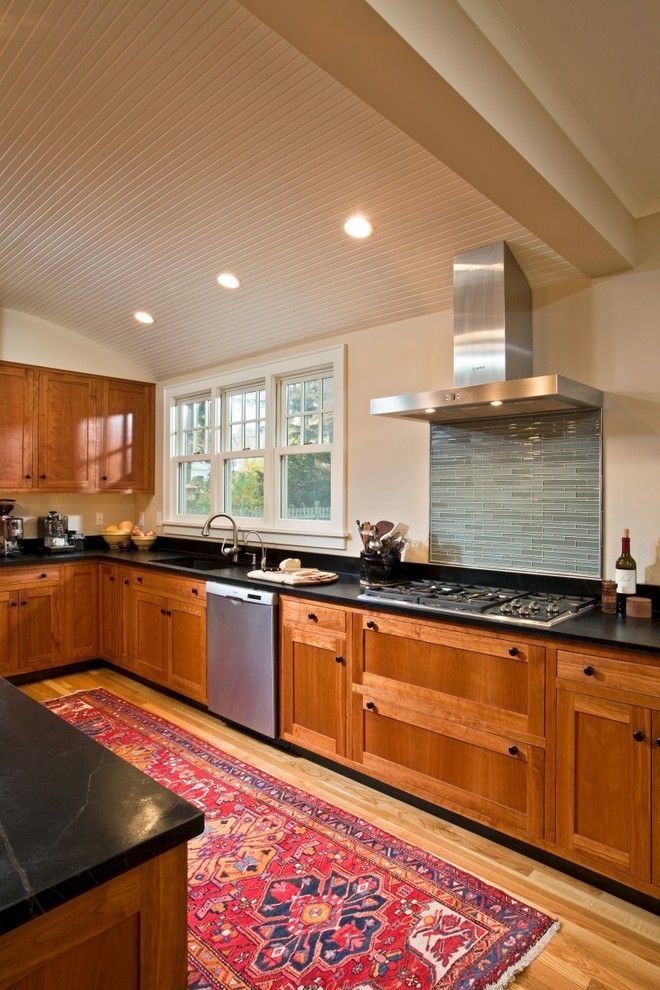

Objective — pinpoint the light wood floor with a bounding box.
[21,668,660,990]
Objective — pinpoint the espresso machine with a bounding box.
[40,509,75,552]
[0,499,24,556]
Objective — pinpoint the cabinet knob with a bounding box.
[20,600,27,606]
[508,745,519,756]
[160,608,166,616]
[39,572,47,579]
[101,475,108,481]
[632,730,646,742]
[583,665,595,676]
[9,601,17,608]
[307,612,318,622]
[123,578,129,585]
[192,587,198,595]
[109,576,115,583]
[39,474,46,480]
[508,647,519,657]
[24,473,31,480]
[366,619,377,630]
[335,655,344,664]
[136,576,143,583]
[655,738,660,747]
[365,701,376,711]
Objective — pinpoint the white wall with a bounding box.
[0,308,153,538]
[533,214,660,583]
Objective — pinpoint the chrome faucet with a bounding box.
[201,513,239,560]
[242,530,268,571]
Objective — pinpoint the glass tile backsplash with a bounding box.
[430,409,602,577]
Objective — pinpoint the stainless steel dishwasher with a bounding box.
[206,581,279,738]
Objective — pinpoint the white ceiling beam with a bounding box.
[240,0,636,276]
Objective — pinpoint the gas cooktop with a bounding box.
[357,579,599,628]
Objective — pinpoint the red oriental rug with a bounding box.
[46,689,558,990]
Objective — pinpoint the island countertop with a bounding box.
[0,678,204,935]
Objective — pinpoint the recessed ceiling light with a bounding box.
[490,400,503,407]
[217,272,241,289]
[343,214,373,239]
[133,311,154,324]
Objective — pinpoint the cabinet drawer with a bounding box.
[130,568,206,603]
[351,691,544,839]
[356,611,545,739]
[557,649,660,700]
[0,565,60,590]
[281,596,347,634]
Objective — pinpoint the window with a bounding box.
[171,394,213,516]
[279,372,333,521]
[163,347,345,550]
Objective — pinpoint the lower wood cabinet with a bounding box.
[62,562,98,661]
[554,644,660,892]
[280,622,347,759]
[0,568,61,675]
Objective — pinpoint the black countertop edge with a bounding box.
[0,679,204,936]
[2,542,660,656]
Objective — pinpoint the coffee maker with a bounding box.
[40,509,75,552]
[0,499,24,556]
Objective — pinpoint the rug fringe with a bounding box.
[482,920,560,990]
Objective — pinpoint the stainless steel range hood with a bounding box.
[371,241,602,423]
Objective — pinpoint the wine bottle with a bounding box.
[615,528,637,615]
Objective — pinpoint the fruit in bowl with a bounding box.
[131,527,157,551]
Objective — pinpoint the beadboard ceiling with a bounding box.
[0,0,579,380]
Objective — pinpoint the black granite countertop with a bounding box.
[2,545,660,656]
[0,678,204,935]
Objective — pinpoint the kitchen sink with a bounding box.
[158,555,231,570]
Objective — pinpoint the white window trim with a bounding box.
[161,345,347,551]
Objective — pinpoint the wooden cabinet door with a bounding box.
[99,564,118,661]
[99,380,155,493]
[18,586,60,670]
[0,590,19,675]
[62,563,99,661]
[118,570,134,669]
[556,689,651,881]
[133,589,168,684]
[37,370,98,491]
[0,363,36,489]
[653,711,660,889]
[352,690,545,839]
[169,599,206,703]
[280,624,347,758]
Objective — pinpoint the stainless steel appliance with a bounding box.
[40,509,75,552]
[358,579,598,628]
[206,581,278,738]
[0,500,24,556]
[371,241,603,423]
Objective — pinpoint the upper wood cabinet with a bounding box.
[98,378,154,493]
[37,369,99,491]
[0,361,154,494]
[0,364,36,490]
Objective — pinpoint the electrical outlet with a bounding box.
[138,512,145,528]
[95,512,104,527]
[156,511,162,526]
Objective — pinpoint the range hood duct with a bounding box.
[371,241,602,423]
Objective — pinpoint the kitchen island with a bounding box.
[0,677,203,988]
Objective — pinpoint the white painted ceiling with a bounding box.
[480,0,660,217]
[0,0,580,380]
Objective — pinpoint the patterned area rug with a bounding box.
[46,689,558,990]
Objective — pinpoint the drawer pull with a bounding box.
[24,473,31,480]
[123,578,129,585]
[101,475,108,481]
[365,701,376,711]
[160,608,172,617]
[39,572,47,579]
[307,612,318,622]
[39,474,46,480]
[366,619,377,630]
[583,665,595,676]
[335,655,344,664]
[632,730,646,742]
[508,745,519,756]
[192,587,198,595]
[109,576,115,583]
[136,576,143,583]
[508,647,519,657]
